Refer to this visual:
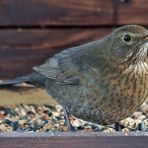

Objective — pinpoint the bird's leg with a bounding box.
[63,107,75,132]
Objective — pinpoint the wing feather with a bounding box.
[33,40,102,85]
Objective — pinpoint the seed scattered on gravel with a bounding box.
[0,101,147,132]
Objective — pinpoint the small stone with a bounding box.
[55,105,63,112]
[11,121,19,130]
[133,119,142,129]
[51,117,58,124]
[77,125,84,130]
[121,128,130,133]
[84,125,92,132]
[19,109,27,116]
[138,122,146,131]
[4,119,12,125]
[19,120,27,127]
[120,117,134,128]
[91,124,102,131]
[103,128,115,132]
[71,119,81,127]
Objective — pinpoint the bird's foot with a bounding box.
[63,107,76,132]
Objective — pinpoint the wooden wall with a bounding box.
[0,0,147,78]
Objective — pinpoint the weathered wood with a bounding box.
[0,0,113,26]
[0,28,112,78]
[0,0,148,26]
[116,0,148,24]
[0,86,57,106]
[0,132,147,148]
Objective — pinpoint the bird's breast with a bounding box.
[106,65,147,111]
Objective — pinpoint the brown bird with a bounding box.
[0,25,148,130]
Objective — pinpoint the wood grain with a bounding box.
[0,87,57,106]
[116,0,148,24]
[0,0,113,26]
[0,28,112,78]
[0,132,147,148]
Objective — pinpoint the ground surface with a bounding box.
[0,86,147,132]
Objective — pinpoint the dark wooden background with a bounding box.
[0,0,147,78]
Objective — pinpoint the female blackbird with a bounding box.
[0,25,148,130]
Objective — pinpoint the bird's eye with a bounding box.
[123,35,131,42]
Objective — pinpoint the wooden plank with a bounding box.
[0,28,112,78]
[0,87,57,106]
[116,0,148,25]
[0,0,113,26]
[0,132,147,148]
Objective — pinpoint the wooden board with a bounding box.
[0,0,113,26]
[116,0,148,25]
[0,28,112,78]
[0,87,57,106]
[0,132,147,148]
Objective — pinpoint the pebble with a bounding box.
[0,101,147,132]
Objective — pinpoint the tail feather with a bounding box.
[0,73,34,87]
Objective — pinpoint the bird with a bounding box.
[0,25,148,131]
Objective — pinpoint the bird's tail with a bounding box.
[0,73,34,87]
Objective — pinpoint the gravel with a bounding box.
[0,101,147,132]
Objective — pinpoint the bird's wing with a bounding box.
[33,58,81,85]
[33,56,82,85]
[33,40,102,85]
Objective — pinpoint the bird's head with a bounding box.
[108,25,148,66]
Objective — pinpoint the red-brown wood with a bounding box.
[116,0,148,25]
[0,28,112,78]
[0,132,147,148]
[0,0,113,26]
